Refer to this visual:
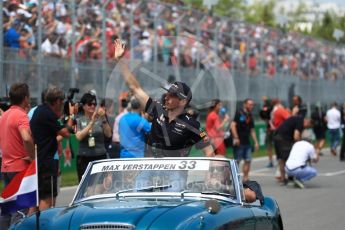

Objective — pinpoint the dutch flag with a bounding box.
[0,160,38,215]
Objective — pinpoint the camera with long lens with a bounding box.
[63,88,79,120]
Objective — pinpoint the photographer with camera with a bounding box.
[63,88,80,128]
[30,87,73,211]
[75,92,112,182]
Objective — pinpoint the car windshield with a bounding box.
[74,158,237,201]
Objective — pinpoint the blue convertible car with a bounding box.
[10,158,283,229]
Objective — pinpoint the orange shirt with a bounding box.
[206,111,224,138]
[0,106,31,172]
[272,107,291,129]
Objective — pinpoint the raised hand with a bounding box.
[114,39,125,60]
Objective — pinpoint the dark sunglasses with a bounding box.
[87,102,97,106]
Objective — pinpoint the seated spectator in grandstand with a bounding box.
[19,28,34,54]
[75,92,112,182]
[41,33,67,57]
[267,61,276,78]
[4,20,30,49]
[162,33,173,65]
[248,53,257,76]
[119,97,151,158]
[43,10,66,37]
[206,99,229,155]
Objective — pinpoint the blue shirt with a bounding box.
[119,112,151,158]
[4,28,20,48]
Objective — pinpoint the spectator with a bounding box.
[230,98,259,182]
[270,100,291,130]
[311,105,327,156]
[206,99,229,155]
[273,116,312,184]
[259,96,274,168]
[30,86,71,211]
[339,102,345,162]
[112,93,129,158]
[4,20,30,49]
[75,92,112,182]
[291,95,307,118]
[285,139,319,189]
[0,83,35,228]
[326,102,341,156]
[248,53,257,76]
[41,33,66,57]
[119,97,151,158]
[101,99,115,158]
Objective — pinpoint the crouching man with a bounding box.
[285,139,320,189]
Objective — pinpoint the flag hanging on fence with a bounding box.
[0,160,38,215]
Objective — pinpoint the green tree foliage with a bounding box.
[310,11,345,43]
[312,11,335,41]
[212,0,246,19]
[181,0,204,9]
[244,0,276,27]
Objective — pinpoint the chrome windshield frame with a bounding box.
[70,157,243,205]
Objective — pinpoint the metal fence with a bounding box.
[1,47,344,108]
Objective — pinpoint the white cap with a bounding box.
[142,31,150,37]
[17,9,32,18]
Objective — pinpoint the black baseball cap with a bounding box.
[162,81,192,103]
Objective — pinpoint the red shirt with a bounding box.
[248,56,257,69]
[206,111,224,138]
[0,106,31,172]
[272,107,291,129]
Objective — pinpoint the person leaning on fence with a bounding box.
[113,39,214,158]
[30,87,72,211]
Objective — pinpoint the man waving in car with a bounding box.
[113,39,214,158]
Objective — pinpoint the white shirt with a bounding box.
[286,141,316,170]
[112,110,128,143]
[326,107,341,129]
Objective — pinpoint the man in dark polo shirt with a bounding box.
[113,39,214,158]
[273,115,311,184]
[30,87,71,211]
[231,98,259,182]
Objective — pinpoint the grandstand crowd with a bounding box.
[2,0,345,80]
